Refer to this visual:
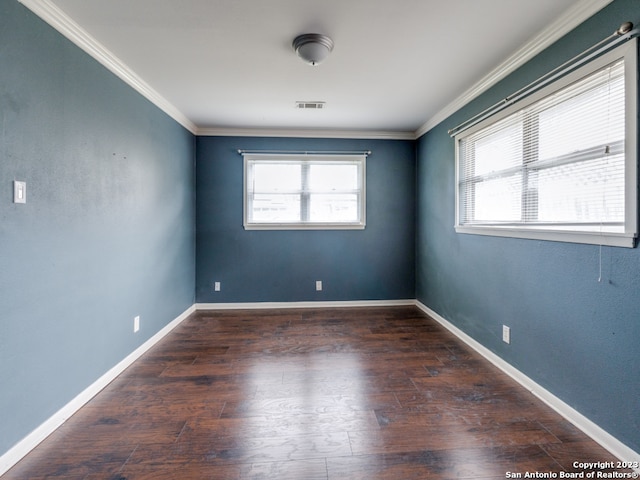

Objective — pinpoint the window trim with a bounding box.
[454,39,638,248]
[243,153,367,231]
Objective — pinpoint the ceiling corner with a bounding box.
[415,0,615,138]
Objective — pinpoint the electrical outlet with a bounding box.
[502,325,511,344]
[13,181,26,204]
[214,281,221,292]
[316,280,322,291]
[134,316,140,333]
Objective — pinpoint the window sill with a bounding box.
[244,222,366,231]
[455,225,636,248]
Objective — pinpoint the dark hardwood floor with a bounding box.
[3,306,626,479]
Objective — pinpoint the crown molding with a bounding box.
[19,0,613,142]
[197,127,416,140]
[18,0,198,134]
[415,0,614,138]
[17,0,414,141]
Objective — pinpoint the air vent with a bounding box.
[296,101,326,110]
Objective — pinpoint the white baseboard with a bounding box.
[0,304,196,477]
[3,300,638,476]
[196,299,415,310]
[415,300,640,467]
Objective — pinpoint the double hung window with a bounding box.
[455,40,637,247]
[243,154,366,230]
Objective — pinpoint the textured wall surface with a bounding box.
[2,0,639,465]
[0,0,195,455]
[196,136,415,303]
[416,0,640,452]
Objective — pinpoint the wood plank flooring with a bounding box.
[3,306,627,479]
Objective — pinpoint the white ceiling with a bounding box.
[24,0,612,138]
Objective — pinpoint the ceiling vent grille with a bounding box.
[296,101,326,110]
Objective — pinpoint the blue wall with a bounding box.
[0,0,195,455]
[196,136,415,303]
[416,0,640,452]
[2,0,639,464]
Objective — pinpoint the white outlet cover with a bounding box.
[316,280,322,291]
[14,181,26,204]
[134,316,140,333]
[502,325,511,344]
[214,281,221,291]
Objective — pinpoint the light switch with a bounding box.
[14,181,26,204]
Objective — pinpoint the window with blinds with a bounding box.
[243,154,366,230]
[455,40,637,247]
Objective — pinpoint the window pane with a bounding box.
[250,194,300,222]
[473,175,522,222]
[472,120,523,176]
[309,164,358,191]
[244,154,366,229]
[537,155,625,223]
[310,194,359,222]
[252,164,301,192]
[538,66,624,161]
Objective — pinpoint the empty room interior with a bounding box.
[1,0,639,478]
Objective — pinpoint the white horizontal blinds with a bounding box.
[458,58,625,230]
[459,114,525,223]
[246,155,364,226]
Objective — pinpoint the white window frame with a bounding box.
[455,39,638,248]
[243,153,366,230]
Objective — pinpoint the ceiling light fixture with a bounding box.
[292,33,334,66]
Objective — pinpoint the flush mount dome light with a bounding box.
[292,33,334,66]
